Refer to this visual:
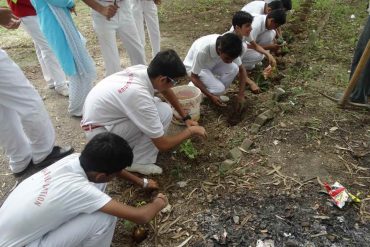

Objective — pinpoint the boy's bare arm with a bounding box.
[239,65,261,94]
[82,0,118,20]
[160,89,199,127]
[118,170,159,190]
[248,41,276,67]
[100,194,168,224]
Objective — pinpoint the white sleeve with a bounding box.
[70,182,112,214]
[191,50,209,75]
[123,90,164,138]
[234,57,242,66]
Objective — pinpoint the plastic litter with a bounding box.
[324,181,361,208]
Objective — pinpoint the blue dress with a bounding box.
[31,0,76,76]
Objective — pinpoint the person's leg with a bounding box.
[131,0,146,47]
[21,16,68,95]
[199,69,228,95]
[350,16,370,103]
[91,8,122,76]
[256,30,276,46]
[0,106,32,173]
[212,62,239,90]
[241,47,265,70]
[26,212,116,247]
[116,1,146,65]
[143,0,161,57]
[130,100,172,164]
[0,49,55,168]
[108,100,171,174]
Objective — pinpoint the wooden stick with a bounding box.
[339,40,370,106]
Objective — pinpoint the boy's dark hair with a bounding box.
[267,0,284,11]
[232,11,253,28]
[217,33,242,58]
[80,132,133,174]
[267,9,287,25]
[281,0,292,11]
[147,49,186,79]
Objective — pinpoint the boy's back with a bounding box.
[0,154,110,247]
[242,1,265,16]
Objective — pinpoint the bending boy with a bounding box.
[0,132,166,247]
[82,50,206,175]
[242,0,283,16]
[184,33,259,107]
[241,9,286,70]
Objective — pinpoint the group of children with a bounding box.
[3,0,348,246]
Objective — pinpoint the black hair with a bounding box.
[232,11,253,28]
[80,132,133,174]
[147,49,186,79]
[281,0,292,11]
[217,33,242,58]
[267,9,286,25]
[267,0,284,11]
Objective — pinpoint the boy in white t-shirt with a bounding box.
[131,0,161,58]
[184,33,258,107]
[242,0,283,16]
[241,9,286,70]
[81,50,207,175]
[229,11,276,79]
[0,132,168,247]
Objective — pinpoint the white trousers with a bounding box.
[26,212,117,247]
[92,0,146,76]
[21,16,67,89]
[85,100,172,164]
[131,0,161,58]
[0,49,55,173]
[242,30,276,70]
[199,62,239,95]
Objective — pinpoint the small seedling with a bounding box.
[123,220,136,232]
[179,139,198,159]
[135,201,147,207]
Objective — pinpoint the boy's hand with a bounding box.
[0,8,20,29]
[154,193,168,208]
[248,80,261,94]
[146,179,159,190]
[185,119,199,127]
[209,94,226,107]
[100,4,119,20]
[267,54,277,68]
[188,126,207,139]
[235,94,246,114]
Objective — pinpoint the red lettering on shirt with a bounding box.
[117,69,134,94]
[33,168,52,207]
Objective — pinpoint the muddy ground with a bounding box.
[1,0,370,246]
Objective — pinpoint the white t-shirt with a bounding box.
[249,14,268,43]
[82,65,164,138]
[183,34,242,75]
[0,154,111,247]
[241,1,265,16]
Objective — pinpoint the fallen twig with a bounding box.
[176,235,193,247]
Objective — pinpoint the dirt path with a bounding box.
[1,0,369,246]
